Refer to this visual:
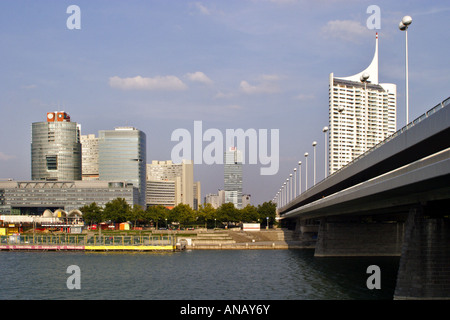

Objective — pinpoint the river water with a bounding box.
[0,249,400,301]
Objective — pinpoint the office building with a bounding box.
[81,134,99,180]
[224,147,243,209]
[329,33,396,174]
[193,181,201,211]
[0,180,139,215]
[242,194,251,208]
[146,180,178,208]
[31,111,81,181]
[204,190,225,209]
[146,160,194,208]
[98,127,146,207]
[204,190,250,209]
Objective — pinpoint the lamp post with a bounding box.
[266,217,269,230]
[289,174,293,201]
[293,168,297,197]
[312,141,317,185]
[337,106,344,170]
[399,15,412,125]
[298,161,302,195]
[286,178,290,203]
[304,152,309,190]
[323,126,328,178]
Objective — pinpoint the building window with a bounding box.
[46,155,58,171]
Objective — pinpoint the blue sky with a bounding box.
[1,0,449,205]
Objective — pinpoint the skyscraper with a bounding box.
[224,147,243,209]
[98,127,146,207]
[31,111,81,181]
[146,160,194,208]
[81,134,99,180]
[328,33,396,174]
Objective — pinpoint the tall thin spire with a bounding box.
[336,33,379,84]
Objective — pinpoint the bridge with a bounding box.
[277,97,450,300]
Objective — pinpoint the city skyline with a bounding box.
[1,1,449,205]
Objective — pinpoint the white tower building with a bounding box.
[328,33,396,174]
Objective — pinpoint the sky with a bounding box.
[1,0,449,206]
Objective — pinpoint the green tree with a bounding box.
[257,201,277,228]
[240,204,259,223]
[103,198,131,224]
[216,202,239,227]
[129,204,145,227]
[145,205,169,229]
[79,202,103,225]
[171,203,195,228]
[197,203,216,228]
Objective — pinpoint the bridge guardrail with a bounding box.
[279,96,449,213]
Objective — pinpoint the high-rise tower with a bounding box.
[224,147,243,209]
[328,33,396,174]
[98,127,146,207]
[31,111,81,181]
[146,159,194,208]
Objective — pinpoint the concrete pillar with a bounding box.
[394,203,450,299]
[314,216,404,257]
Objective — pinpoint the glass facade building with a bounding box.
[98,127,146,207]
[224,147,243,209]
[31,112,82,181]
[0,180,139,215]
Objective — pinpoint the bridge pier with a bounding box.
[314,215,405,257]
[394,201,450,300]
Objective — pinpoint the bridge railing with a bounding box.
[330,96,449,178]
[279,96,449,212]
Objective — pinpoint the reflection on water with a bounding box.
[0,250,399,300]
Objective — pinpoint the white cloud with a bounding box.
[194,2,211,15]
[321,20,371,42]
[214,91,235,99]
[240,74,281,94]
[186,71,213,85]
[0,152,16,161]
[295,93,315,101]
[109,75,187,91]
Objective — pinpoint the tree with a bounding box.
[103,198,131,224]
[145,205,169,229]
[216,202,239,227]
[171,203,195,228]
[79,202,103,225]
[240,204,259,223]
[257,201,277,228]
[129,204,145,227]
[197,203,216,228]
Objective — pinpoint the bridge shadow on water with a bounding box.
[287,249,401,300]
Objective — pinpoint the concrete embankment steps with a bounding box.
[191,232,236,245]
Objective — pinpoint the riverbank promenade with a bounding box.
[0,229,313,251]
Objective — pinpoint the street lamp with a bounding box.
[293,168,297,197]
[337,106,344,169]
[304,152,309,190]
[266,217,269,230]
[312,141,317,185]
[298,161,302,195]
[289,174,293,201]
[360,72,370,153]
[323,126,329,178]
[399,15,412,125]
[286,178,290,203]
